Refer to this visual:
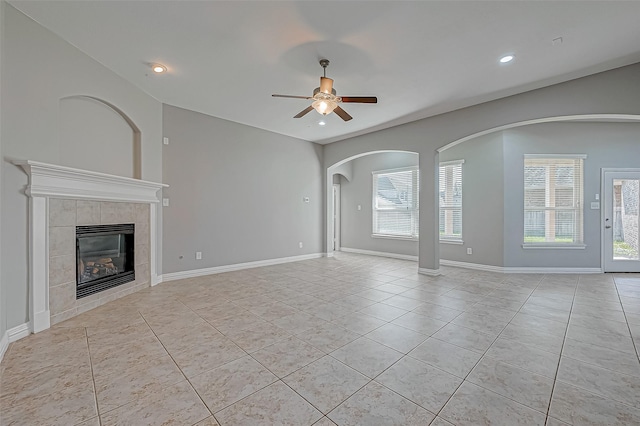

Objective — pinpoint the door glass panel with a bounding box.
[612,179,640,260]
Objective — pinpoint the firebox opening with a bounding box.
[76,224,135,298]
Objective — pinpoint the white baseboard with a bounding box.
[9,323,30,341]
[503,266,603,274]
[418,267,441,276]
[439,259,602,274]
[339,247,419,262]
[0,331,7,362]
[162,253,325,282]
[0,323,31,363]
[439,259,505,273]
[151,274,163,286]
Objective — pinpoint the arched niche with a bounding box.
[59,96,141,178]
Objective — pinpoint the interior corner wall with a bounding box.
[439,132,505,266]
[161,104,323,274]
[339,152,419,257]
[1,4,162,330]
[503,121,640,269]
[0,0,7,342]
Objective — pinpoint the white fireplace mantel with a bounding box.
[14,160,168,333]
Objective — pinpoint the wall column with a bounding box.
[418,151,440,275]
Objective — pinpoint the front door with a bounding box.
[603,169,640,272]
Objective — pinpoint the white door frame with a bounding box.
[333,184,341,251]
[601,168,640,272]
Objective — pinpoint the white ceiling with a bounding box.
[9,1,640,144]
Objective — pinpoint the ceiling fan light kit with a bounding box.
[272,59,377,122]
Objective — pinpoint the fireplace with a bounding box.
[76,224,135,298]
[16,160,165,332]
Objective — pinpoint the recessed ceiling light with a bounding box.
[499,54,515,64]
[318,121,326,126]
[151,63,167,73]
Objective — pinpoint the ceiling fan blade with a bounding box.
[341,96,377,104]
[334,106,353,122]
[272,94,313,100]
[294,105,314,118]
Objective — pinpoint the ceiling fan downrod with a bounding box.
[319,59,329,77]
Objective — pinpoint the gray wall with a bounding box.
[162,105,323,274]
[503,121,640,268]
[339,152,418,257]
[438,121,640,269]
[1,5,162,330]
[0,0,6,341]
[440,132,504,266]
[324,63,640,271]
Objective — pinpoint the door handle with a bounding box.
[605,225,611,229]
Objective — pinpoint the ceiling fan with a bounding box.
[272,59,377,122]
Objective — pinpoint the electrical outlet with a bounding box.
[195,251,202,260]
[467,248,473,255]
[163,137,169,145]
[299,242,303,249]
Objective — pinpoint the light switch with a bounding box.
[357,205,362,211]
[163,137,169,145]
[162,198,169,207]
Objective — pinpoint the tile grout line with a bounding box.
[84,327,103,426]
[612,275,640,362]
[542,274,579,426]
[170,287,349,423]
[428,274,552,421]
[137,307,217,425]
[15,254,638,425]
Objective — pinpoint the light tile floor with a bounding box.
[2,252,640,425]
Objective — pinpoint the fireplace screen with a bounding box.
[76,224,135,298]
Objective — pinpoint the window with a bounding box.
[372,167,419,239]
[439,160,463,242]
[524,155,585,246]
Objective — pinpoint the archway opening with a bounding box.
[326,150,419,261]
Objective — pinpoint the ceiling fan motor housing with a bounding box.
[313,86,337,96]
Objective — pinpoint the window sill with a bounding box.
[522,243,586,250]
[440,239,464,245]
[372,234,418,242]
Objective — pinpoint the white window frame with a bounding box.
[439,160,464,243]
[523,154,586,249]
[372,166,419,240]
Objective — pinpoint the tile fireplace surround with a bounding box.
[48,199,149,325]
[15,160,166,333]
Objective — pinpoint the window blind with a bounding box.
[524,156,584,244]
[372,167,419,238]
[439,161,463,241]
